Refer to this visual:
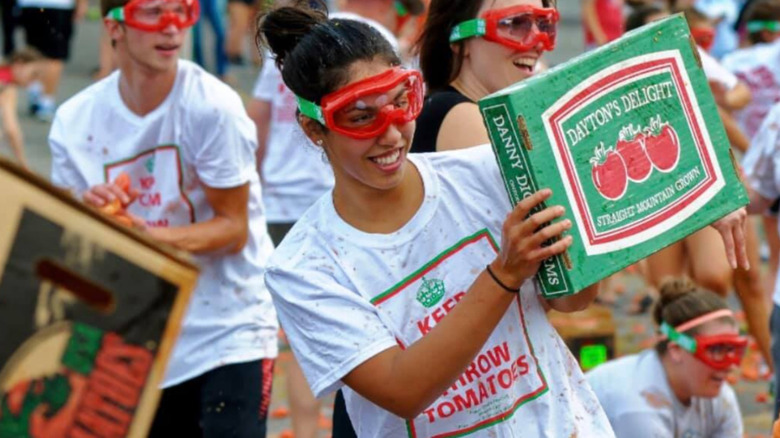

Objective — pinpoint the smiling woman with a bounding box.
[411,0,558,153]
[257,1,611,437]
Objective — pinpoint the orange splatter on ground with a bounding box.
[741,351,764,381]
[319,414,332,430]
[756,392,769,404]
[271,406,290,419]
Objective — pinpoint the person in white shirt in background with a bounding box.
[694,0,740,58]
[48,0,278,435]
[333,0,425,60]
[739,102,780,420]
[587,277,745,437]
[722,0,780,306]
[248,49,334,438]
[633,6,772,375]
[18,0,87,121]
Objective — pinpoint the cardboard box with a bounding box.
[0,161,198,438]
[480,15,747,298]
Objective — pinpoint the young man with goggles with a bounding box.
[587,280,744,437]
[449,4,558,52]
[47,0,278,436]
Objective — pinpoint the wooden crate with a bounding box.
[0,160,198,438]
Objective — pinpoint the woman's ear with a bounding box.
[105,19,124,43]
[451,41,468,59]
[666,344,684,363]
[299,114,326,147]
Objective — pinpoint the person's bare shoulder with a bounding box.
[436,102,490,152]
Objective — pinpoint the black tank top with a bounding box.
[411,86,473,153]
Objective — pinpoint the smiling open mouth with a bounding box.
[370,149,402,167]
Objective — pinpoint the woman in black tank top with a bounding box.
[409,0,556,154]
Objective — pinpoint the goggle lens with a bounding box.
[324,69,423,139]
[694,335,748,370]
[110,0,199,31]
[496,12,557,45]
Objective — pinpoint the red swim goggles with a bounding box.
[105,0,200,32]
[690,27,715,52]
[660,310,748,371]
[296,67,424,140]
[449,5,558,52]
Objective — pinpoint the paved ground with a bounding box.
[7,1,777,436]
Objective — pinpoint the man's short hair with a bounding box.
[101,0,129,18]
[8,47,43,64]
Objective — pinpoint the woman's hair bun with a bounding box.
[652,276,699,325]
[256,0,328,69]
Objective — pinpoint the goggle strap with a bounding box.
[450,18,487,43]
[394,0,408,17]
[106,6,125,21]
[746,20,780,33]
[659,322,698,353]
[296,95,325,125]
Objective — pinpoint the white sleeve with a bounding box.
[252,60,279,102]
[711,384,743,438]
[190,90,259,188]
[265,264,398,398]
[48,111,89,194]
[699,48,738,90]
[744,105,780,200]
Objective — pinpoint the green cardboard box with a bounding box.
[479,15,748,298]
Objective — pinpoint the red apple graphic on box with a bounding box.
[590,142,628,200]
[615,124,653,182]
[644,115,680,172]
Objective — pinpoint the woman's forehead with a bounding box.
[344,60,393,87]
[697,319,738,336]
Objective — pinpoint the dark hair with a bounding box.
[744,0,780,43]
[677,6,711,26]
[652,277,733,355]
[416,0,555,93]
[101,0,128,18]
[8,47,42,64]
[625,4,668,32]
[256,0,401,114]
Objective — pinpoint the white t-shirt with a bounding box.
[721,40,780,139]
[330,11,399,51]
[252,58,334,224]
[265,145,614,438]
[744,103,780,305]
[49,60,279,387]
[699,48,739,91]
[587,350,743,438]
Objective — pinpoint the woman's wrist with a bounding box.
[487,260,524,293]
